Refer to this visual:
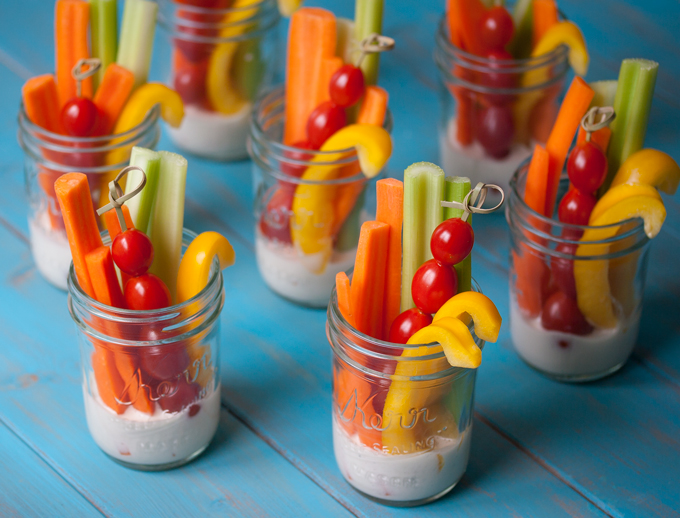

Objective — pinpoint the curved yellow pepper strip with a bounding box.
[609,149,680,195]
[107,83,184,165]
[589,183,661,223]
[433,291,502,343]
[277,0,303,17]
[177,231,236,303]
[291,124,392,272]
[206,0,260,114]
[574,195,666,328]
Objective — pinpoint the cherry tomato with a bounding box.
[480,49,517,105]
[550,242,577,299]
[174,2,228,62]
[112,229,154,277]
[259,187,294,243]
[388,308,433,344]
[430,218,474,266]
[476,104,514,159]
[306,101,346,149]
[541,291,593,335]
[174,59,208,105]
[140,345,191,380]
[558,188,596,225]
[125,274,172,311]
[61,97,99,137]
[567,141,608,193]
[411,259,458,314]
[480,6,515,51]
[329,64,365,108]
[281,140,315,179]
[158,376,202,414]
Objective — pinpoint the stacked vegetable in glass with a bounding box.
[508,60,680,381]
[19,0,185,290]
[328,163,502,505]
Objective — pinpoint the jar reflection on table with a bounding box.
[68,229,224,470]
[157,0,279,161]
[507,161,650,382]
[249,87,392,308]
[18,105,160,291]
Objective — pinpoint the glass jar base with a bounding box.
[346,478,460,508]
[103,444,209,472]
[519,358,627,383]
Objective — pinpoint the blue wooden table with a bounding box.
[1,1,679,516]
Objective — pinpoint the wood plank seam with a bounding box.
[0,45,33,80]
[0,213,29,246]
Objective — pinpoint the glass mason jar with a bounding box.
[157,0,279,161]
[18,105,160,291]
[507,162,650,382]
[434,13,570,194]
[68,229,224,470]
[327,283,484,506]
[250,87,393,308]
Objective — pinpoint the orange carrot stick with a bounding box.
[513,249,549,318]
[449,0,486,56]
[357,86,389,126]
[37,167,65,230]
[55,0,92,106]
[446,0,464,48]
[283,8,337,144]
[576,126,612,153]
[22,75,63,134]
[544,77,594,216]
[336,272,355,326]
[376,179,403,338]
[114,354,154,415]
[55,173,104,298]
[92,347,126,414]
[524,144,550,216]
[350,221,390,339]
[93,64,135,135]
[85,246,126,308]
[103,204,134,243]
[318,56,344,105]
[532,0,559,48]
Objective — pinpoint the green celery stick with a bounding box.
[589,80,618,108]
[336,17,357,65]
[401,162,445,311]
[507,0,533,59]
[481,0,505,7]
[126,146,161,234]
[116,0,158,88]
[233,38,265,102]
[148,151,188,303]
[601,59,658,195]
[89,0,118,89]
[444,176,472,293]
[354,0,384,86]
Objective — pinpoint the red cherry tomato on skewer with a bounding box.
[476,104,515,159]
[329,64,365,108]
[480,6,515,51]
[411,259,458,314]
[259,187,294,243]
[567,141,608,194]
[550,242,577,299]
[61,97,99,137]
[558,188,597,225]
[480,49,517,105]
[112,229,154,277]
[388,308,433,344]
[125,274,172,311]
[541,291,593,336]
[306,101,346,149]
[430,218,475,266]
[281,140,316,179]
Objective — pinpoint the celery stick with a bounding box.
[354,0,384,86]
[590,80,618,108]
[601,59,658,195]
[89,0,118,90]
[126,146,161,234]
[401,162,445,311]
[116,0,158,88]
[147,151,188,303]
[507,0,533,59]
[444,176,472,293]
[336,17,357,65]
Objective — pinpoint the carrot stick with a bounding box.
[524,144,550,216]
[114,354,154,414]
[449,0,486,56]
[357,86,388,126]
[103,204,134,243]
[376,179,403,339]
[336,272,355,326]
[55,0,92,106]
[318,57,344,105]
[544,77,594,216]
[576,126,612,153]
[453,88,475,146]
[93,64,135,135]
[22,75,63,133]
[446,0,464,48]
[350,221,390,339]
[55,173,104,298]
[532,0,558,48]
[92,347,126,414]
[85,246,126,308]
[37,167,65,230]
[283,8,337,144]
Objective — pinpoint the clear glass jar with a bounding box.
[68,229,224,470]
[18,105,160,291]
[434,13,570,193]
[250,86,393,308]
[327,282,484,506]
[507,161,650,382]
[157,0,279,161]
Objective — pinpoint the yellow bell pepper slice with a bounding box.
[575,194,666,328]
[206,0,260,115]
[609,149,680,195]
[589,183,662,223]
[433,291,502,343]
[277,0,303,17]
[291,124,392,270]
[177,231,235,303]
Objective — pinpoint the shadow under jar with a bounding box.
[69,229,224,470]
[18,105,160,290]
[434,12,569,193]
[249,87,393,308]
[327,283,484,506]
[157,0,279,161]
[507,162,650,382]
